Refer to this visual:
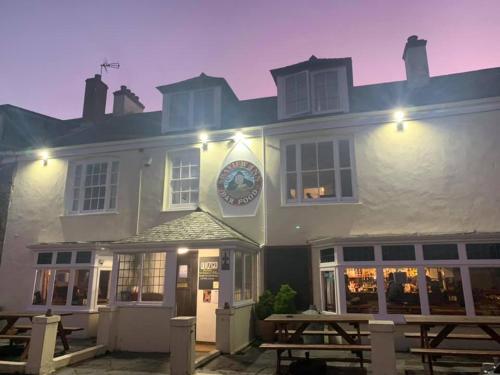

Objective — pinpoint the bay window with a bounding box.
[116,252,166,303]
[234,251,254,302]
[283,138,355,204]
[67,159,119,214]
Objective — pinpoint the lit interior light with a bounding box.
[295,225,301,230]
[177,247,189,255]
[39,149,49,166]
[232,131,245,143]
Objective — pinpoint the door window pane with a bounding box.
[321,271,336,312]
[33,269,51,305]
[382,245,416,261]
[72,269,90,306]
[344,268,378,313]
[383,268,420,314]
[98,270,111,305]
[116,254,140,302]
[423,244,459,260]
[343,246,375,262]
[466,244,500,260]
[470,268,500,316]
[52,270,70,305]
[425,267,465,315]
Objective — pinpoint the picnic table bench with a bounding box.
[404,315,500,374]
[260,313,373,374]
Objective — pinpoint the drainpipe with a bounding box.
[136,154,152,235]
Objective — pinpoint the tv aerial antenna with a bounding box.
[100,60,120,75]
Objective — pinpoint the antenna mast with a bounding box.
[100,61,120,75]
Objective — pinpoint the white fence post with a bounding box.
[25,314,60,375]
[170,317,196,375]
[369,320,397,375]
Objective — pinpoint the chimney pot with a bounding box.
[113,85,145,116]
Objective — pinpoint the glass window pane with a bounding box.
[37,252,53,265]
[318,171,335,198]
[320,248,335,263]
[340,169,353,197]
[301,143,317,170]
[98,270,111,305]
[56,252,72,264]
[141,252,166,302]
[425,267,465,315]
[286,145,296,172]
[384,268,420,314]
[423,244,459,260]
[302,172,318,200]
[234,252,243,302]
[345,268,378,313]
[343,246,374,262]
[169,92,190,128]
[322,271,336,312]
[286,173,297,201]
[382,245,416,261]
[72,269,90,306]
[169,149,200,206]
[338,140,351,168]
[33,269,51,305]
[116,254,140,302]
[193,88,215,127]
[244,254,253,300]
[466,244,500,259]
[52,270,70,305]
[470,268,500,316]
[76,251,92,264]
[318,142,334,169]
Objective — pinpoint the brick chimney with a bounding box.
[403,35,430,88]
[82,74,108,121]
[113,85,145,115]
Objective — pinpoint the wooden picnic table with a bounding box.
[0,312,74,353]
[262,313,374,372]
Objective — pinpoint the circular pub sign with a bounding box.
[217,160,262,206]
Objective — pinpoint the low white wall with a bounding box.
[216,303,254,354]
[60,312,100,338]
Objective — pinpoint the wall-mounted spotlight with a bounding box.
[177,247,189,255]
[232,131,245,143]
[39,149,49,166]
[199,132,209,150]
[394,110,405,132]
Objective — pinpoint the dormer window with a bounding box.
[312,70,341,113]
[165,87,220,131]
[284,71,309,116]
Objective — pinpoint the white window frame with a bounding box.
[311,67,350,115]
[164,148,200,211]
[114,252,167,306]
[31,250,96,311]
[65,158,120,215]
[164,87,221,131]
[233,250,255,304]
[280,136,357,206]
[278,70,310,119]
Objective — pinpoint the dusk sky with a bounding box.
[1,0,500,119]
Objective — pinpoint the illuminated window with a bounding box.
[383,268,420,314]
[425,267,465,315]
[283,138,355,204]
[168,149,200,209]
[344,268,378,313]
[52,270,70,305]
[68,160,119,214]
[116,252,167,303]
[33,269,52,305]
[470,267,500,316]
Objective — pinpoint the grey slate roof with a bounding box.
[114,210,260,247]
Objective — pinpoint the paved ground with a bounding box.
[54,345,488,374]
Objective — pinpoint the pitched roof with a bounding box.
[114,209,260,247]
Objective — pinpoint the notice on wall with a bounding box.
[199,256,219,290]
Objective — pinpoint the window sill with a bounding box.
[162,205,198,213]
[61,211,119,218]
[281,199,359,207]
[233,299,255,309]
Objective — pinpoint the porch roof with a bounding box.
[112,209,260,249]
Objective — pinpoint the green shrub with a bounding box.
[273,284,297,314]
[255,290,274,320]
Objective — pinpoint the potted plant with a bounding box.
[273,284,297,314]
[255,290,275,342]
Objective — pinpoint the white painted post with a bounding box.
[96,306,118,351]
[170,317,196,375]
[25,314,60,375]
[215,308,234,353]
[218,248,234,308]
[369,320,397,375]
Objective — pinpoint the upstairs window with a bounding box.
[312,70,341,113]
[167,88,217,129]
[168,149,200,209]
[283,138,356,204]
[67,160,119,214]
[284,71,309,116]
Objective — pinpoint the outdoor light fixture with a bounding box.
[199,132,209,150]
[232,131,245,143]
[177,247,189,255]
[394,110,405,131]
[39,149,50,166]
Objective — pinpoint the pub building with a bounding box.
[1,35,500,352]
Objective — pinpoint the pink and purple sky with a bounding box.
[1,0,500,119]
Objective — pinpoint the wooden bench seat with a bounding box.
[405,332,491,340]
[276,329,370,337]
[15,325,83,333]
[260,343,371,373]
[0,334,31,341]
